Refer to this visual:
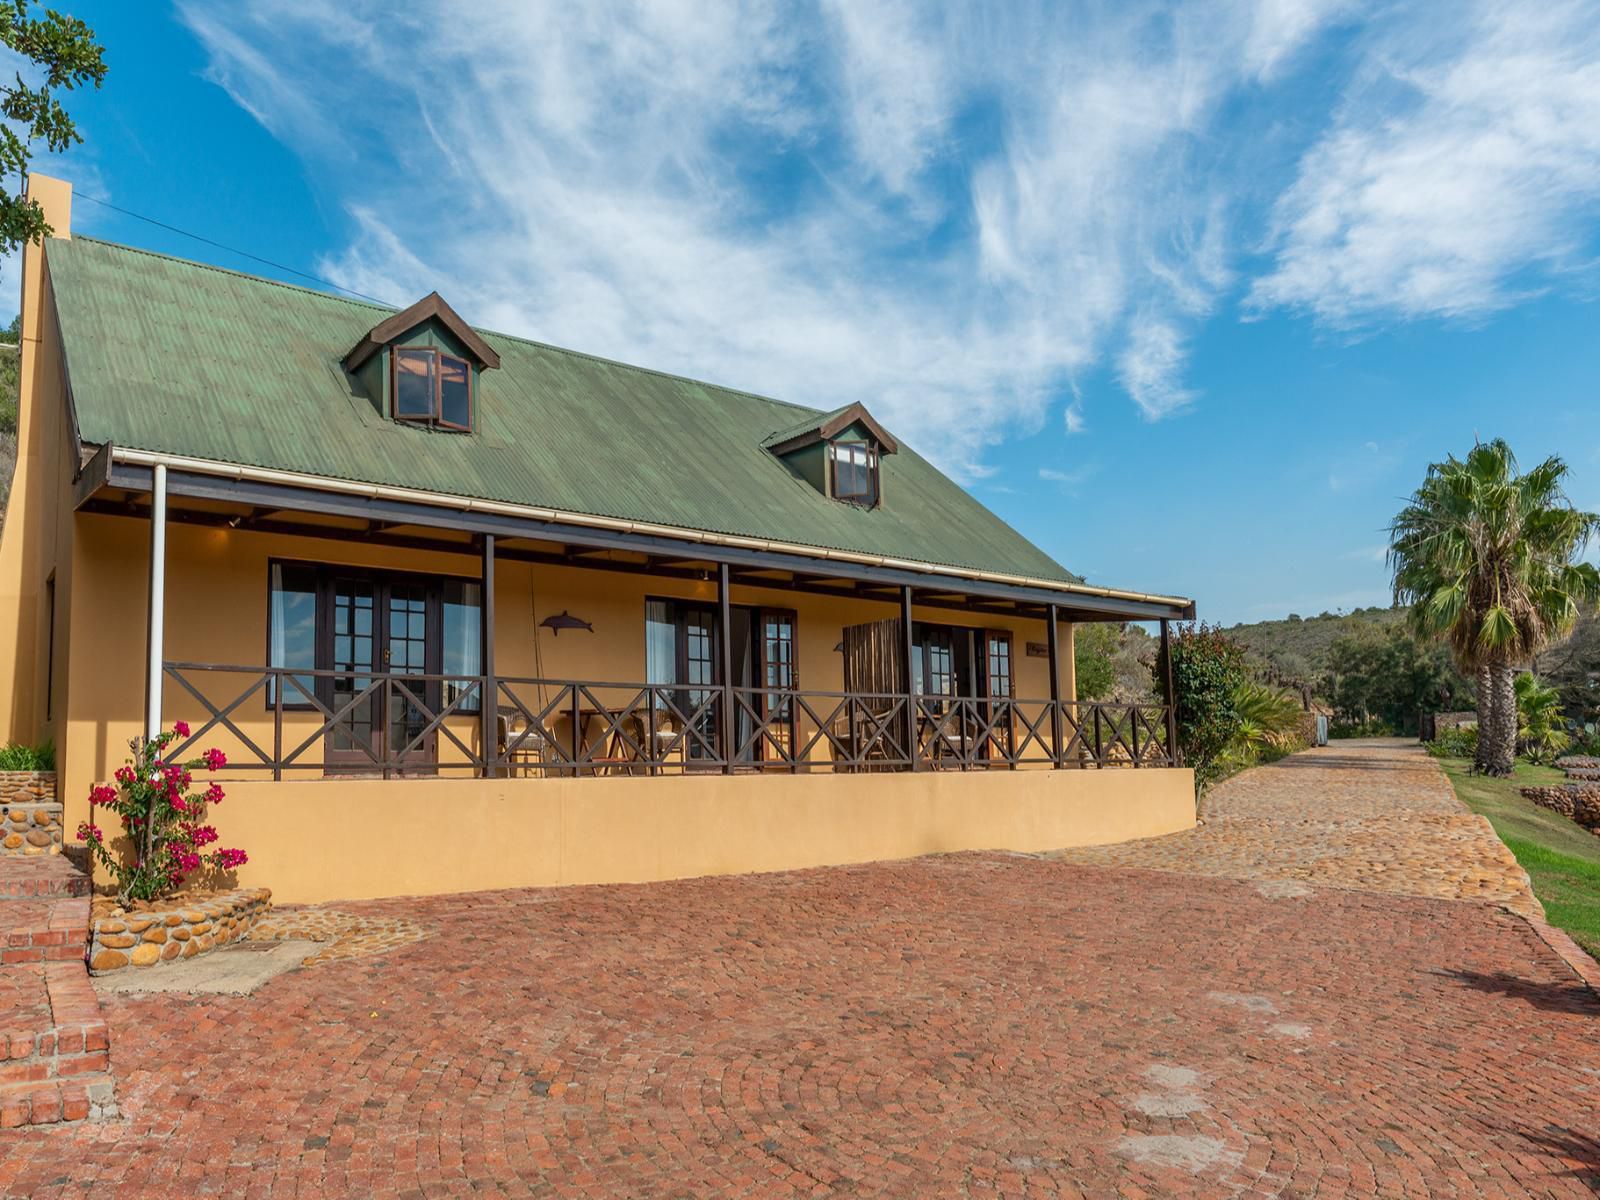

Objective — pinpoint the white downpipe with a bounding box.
[145,462,167,742]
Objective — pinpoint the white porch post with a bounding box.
[145,463,167,742]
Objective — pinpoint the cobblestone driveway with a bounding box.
[1052,739,1543,918]
[4,841,1598,1195]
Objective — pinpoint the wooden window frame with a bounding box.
[645,597,800,764]
[265,558,482,712]
[984,629,1014,699]
[828,440,880,508]
[391,345,474,432]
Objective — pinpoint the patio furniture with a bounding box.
[497,710,550,776]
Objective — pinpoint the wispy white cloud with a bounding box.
[1244,0,1363,79]
[1039,463,1098,494]
[171,0,1600,478]
[820,0,954,200]
[1250,0,1600,323]
[173,1,1303,477]
[1117,315,1197,420]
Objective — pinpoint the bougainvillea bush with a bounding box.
[77,722,246,905]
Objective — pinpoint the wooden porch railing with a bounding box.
[161,663,1178,778]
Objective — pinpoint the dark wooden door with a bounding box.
[982,629,1015,762]
[382,580,438,773]
[757,608,797,761]
[324,575,439,774]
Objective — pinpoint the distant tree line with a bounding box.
[1321,624,1470,736]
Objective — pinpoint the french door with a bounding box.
[325,574,440,774]
[645,600,798,765]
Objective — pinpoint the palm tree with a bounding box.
[1513,672,1570,764]
[1389,440,1600,776]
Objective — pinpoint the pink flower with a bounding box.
[189,824,218,847]
[88,784,117,807]
[114,766,135,784]
[167,844,202,874]
[170,795,188,813]
[216,848,248,870]
[202,748,227,772]
[203,783,225,806]
[173,720,191,738]
[76,822,102,843]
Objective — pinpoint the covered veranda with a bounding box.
[75,445,1196,781]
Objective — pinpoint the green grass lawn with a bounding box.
[1439,757,1600,958]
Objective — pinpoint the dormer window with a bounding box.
[394,347,472,431]
[830,441,878,507]
[343,291,502,436]
[763,401,897,509]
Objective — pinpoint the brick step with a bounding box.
[2,896,88,966]
[0,855,92,899]
[0,906,115,1128]
[0,1072,117,1127]
[0,1012,110,1086]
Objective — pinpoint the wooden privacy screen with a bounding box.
[842,617,904,696]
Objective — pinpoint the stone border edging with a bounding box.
[1509,909,1600,1000]
[88,888,271,974]
[0,770,61,857]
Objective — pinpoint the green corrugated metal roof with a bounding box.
[760,403,856,448]
[48,236,1079,584]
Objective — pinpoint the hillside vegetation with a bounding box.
[1225,606,1410,687]
[1226,603,1599,735]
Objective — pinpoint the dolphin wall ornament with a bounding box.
[539,610,594,636]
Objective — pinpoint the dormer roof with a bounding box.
[342,291,502,372]
[761,401,899,457]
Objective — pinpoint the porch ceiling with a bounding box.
[75,453,1196,624]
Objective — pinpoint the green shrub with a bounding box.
[1157,623,1249,792]
[1426,725,1477,759]
[0,741,54,771]
[1568,727,1600,759]
[1514,672,1569,764]
[1328,717,1394,738]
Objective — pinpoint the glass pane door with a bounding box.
[323,575,441,774]
[328,578,379,765]
[922,627,955,698]
[759,610,796,761]
[386,582,433,768]
[983,630,1014,762]
[681,605,717,761]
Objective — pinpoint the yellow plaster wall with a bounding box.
[59,514,1080,834]
[204,764,1195,904]
[0,177,76,751]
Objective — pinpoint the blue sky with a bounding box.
[8,1,1600,624]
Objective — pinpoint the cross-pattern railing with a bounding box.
[162,663,1177,778]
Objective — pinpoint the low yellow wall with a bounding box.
[206,767,1195,904]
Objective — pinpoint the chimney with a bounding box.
[19,174,71,355]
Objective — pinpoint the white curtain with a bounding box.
[645,600,676,686]
[444,581,481,708]
[269,563,287,669]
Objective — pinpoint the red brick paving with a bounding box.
[2,854,1597,1197]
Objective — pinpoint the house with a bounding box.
[0,176,1196,903]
